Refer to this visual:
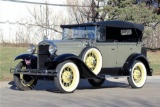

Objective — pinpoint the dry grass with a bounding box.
[147,50,160,75]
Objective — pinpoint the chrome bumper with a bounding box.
[10,68,57,76]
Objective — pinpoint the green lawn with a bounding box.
[0,46,26,81]
[0,46,160,81]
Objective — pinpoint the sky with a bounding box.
[0,0,68,43]
[0,0,66,22]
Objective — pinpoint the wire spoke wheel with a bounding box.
[82,48,102,75]
[85,52,97,70]
[133,67,142,83]
[61,67,74,87]
[14,61,37,91]
[54,61,80,93]
[20,74,35,87]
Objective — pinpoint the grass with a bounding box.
[0,46,160,81]
[147,50,160,75]
[0,46,26,81]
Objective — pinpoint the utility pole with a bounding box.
[91,0,96,22]
[45,0,49,39]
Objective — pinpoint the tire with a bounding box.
[14,61,37,91]
[88,79,105,87]
[82,47,102,75]
[128,61,147,88]
[54,61,80,93]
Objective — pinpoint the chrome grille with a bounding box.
[38,45,50,69]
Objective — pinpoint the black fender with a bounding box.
[123,53,152,76]
[14,54,37,68]
[53,54,102,79]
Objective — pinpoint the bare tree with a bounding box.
[66,0,108,24]
[27,1,64,40]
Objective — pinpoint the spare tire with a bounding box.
[81,47,102,75]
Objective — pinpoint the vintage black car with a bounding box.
[11,20,152,93]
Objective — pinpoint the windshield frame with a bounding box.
[62,26,96,40]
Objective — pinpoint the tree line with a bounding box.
[66,0,160,49]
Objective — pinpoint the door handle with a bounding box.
[111,48,115,50]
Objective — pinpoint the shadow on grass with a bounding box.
[8,79,130,93]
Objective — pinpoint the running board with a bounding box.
[105,75,129,79]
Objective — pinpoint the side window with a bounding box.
[106,27,137,42]
[106,27,119,42]
[96,26,106,42]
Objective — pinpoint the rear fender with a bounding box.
[123,53,152,76]
[53,54,101,79]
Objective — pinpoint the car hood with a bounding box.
[39,40,86,56]
[55,40,87,56]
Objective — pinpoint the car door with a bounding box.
[116,42,141,67]
[95,26,118,68]
[96,42,117,68]
[116,28,142,67]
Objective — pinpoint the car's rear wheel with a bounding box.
[82,48,102,75]
[128,61,147,88]
[54,61,80,93]
[88,79,105,87]
[14,61,37,91]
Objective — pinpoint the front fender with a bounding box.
[14,54,37,68]
[123,53,152,76]
[53,54,102,79]
[15,54,37,61]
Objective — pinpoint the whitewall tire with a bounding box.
[54,61,80,93]
[82,48,102,75]
[128,61,147,88]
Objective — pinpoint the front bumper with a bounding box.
[10,68,57,76]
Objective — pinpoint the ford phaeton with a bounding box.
[11,20,152,93]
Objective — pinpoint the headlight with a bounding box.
[49,44,57,55]
[27,44,36,54]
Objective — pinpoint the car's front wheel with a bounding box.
[54,61,80,93]
[88,79,105,87]
[128,61,147,88]
[14,61,37,91]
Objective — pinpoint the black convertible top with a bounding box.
[60,20,144,32]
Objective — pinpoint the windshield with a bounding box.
[62,26,95,40]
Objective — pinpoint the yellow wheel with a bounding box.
[128,61,147,88]
[14,61,37,91]
[20,75,36,87]
[82,48,102,75]
[54,61,80,93]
